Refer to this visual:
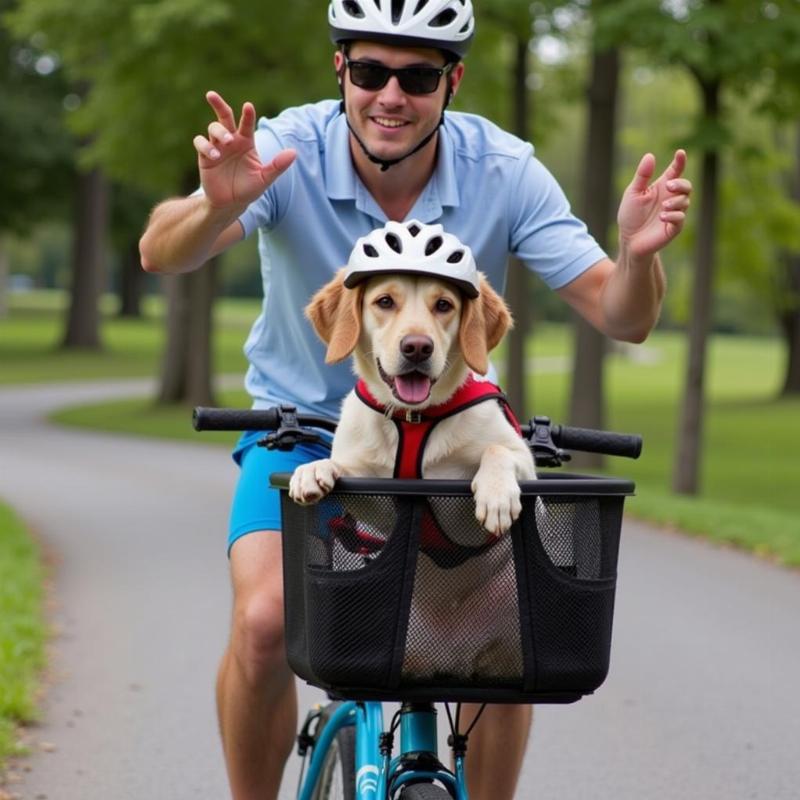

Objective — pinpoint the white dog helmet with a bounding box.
[343,219,480,298]
[328,0,475,60]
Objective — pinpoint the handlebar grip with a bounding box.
[192,407,281,432]
[551,424,642,459]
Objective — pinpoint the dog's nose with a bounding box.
[400,335,434,363]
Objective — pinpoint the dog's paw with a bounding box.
[472,468,522,536]
[288,459,341,505]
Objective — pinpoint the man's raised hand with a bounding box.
[193,91,296,211]
[617,149,692,263]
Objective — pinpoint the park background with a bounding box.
[1,0,799,769]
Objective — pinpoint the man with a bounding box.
[139,2,692,798]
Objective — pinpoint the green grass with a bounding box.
[3,291,799,567]
[0,291,255,383]
[518,332,800,566]
[0,502,47,768]
[52,393,250,448]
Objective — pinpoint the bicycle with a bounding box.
[194,404,642,799]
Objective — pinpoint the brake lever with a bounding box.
[256,404,330,452]
[527,416,571,468]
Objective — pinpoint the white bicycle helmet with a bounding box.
[329,0,475,60]
[343,220,480,298]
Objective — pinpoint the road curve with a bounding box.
[0,380,798,799]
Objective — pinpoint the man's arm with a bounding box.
[139,91,296,275]
[558,149,690,343]
[139,195,246,274]
[557,251,665,343]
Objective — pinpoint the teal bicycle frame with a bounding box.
[299,700,468,800]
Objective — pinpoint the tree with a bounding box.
[609,0,800,494]
[568,2,620,468]
[779,122,800,395]
[62,150,108,348]
[472,2,535,418]
[112,185,158,319]
[0,0,74,316]
[10,0,334,404]
[479,0,581,420]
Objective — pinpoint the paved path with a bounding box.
[1,380,798,799]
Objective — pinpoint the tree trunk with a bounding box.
[780,121,800,396]
[62,165,109,349]
[0,236,8,318]
[780,255,800,395]
[505,36,533,420]
[672,79,721,495]
[118,236,145,318]
[568,45,620,469]
[156,258,218,407]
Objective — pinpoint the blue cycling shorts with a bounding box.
[228,431,332,555]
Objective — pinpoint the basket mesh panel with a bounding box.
[536,497,603,578]
[285,493,413,687]
[304,495,399,572]
[281,486,625,700]
[520,495,621,693]
[401,497,523,686]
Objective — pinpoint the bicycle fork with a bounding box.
[387,702,466,799]
[299,700,468,800]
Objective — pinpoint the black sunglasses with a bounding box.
[344,57,454,95]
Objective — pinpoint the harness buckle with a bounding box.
[405,409,423,424]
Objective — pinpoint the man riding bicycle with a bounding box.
[139,2,692,798]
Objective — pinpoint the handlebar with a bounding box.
[524,419,642,460]
[193,405,338,434]
[193,405,642,462]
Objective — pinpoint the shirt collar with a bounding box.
[324,110,460,221]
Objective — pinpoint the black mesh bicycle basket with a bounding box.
[271,473,634,704]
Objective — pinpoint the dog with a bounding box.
[289,269,535,531]
[288,258,537,682]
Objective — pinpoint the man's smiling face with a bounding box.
[334,41,463,166]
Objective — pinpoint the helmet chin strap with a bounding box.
[340,103,443,171]
[338,77,453,172]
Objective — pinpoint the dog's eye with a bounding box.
[434,298,454,313]
[375,295,395,310]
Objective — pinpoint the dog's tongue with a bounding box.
[394,372,432,405]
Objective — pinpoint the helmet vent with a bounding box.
[413,0,430,14]
[343,0,365,18]
[431,9,457,27]
[407,223,421,237]
[363,243,379,257]
[385,233,403,253]
[391,0,403,23]
[425,236,443,255]
[447,250,464,263]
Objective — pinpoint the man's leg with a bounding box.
[217,530,295,800]
[461,703,533,800]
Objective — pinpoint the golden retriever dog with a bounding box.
[289,269,535,531]
[288,259,536,682]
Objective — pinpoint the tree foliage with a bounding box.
[9,0,335,194]
[0,0,74,234]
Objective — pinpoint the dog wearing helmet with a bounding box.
[290,219,536,534]
[289,219,536,680]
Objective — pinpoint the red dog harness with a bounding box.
[334,374,523,564]
[354,373,522,479]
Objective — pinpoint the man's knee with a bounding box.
[230,587,288,685]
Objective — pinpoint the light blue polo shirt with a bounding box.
[237,99,606,419]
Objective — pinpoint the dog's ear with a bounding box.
[459,274,514,375]
[305,269,364,364]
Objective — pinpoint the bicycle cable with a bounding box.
[444,702,488,757]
